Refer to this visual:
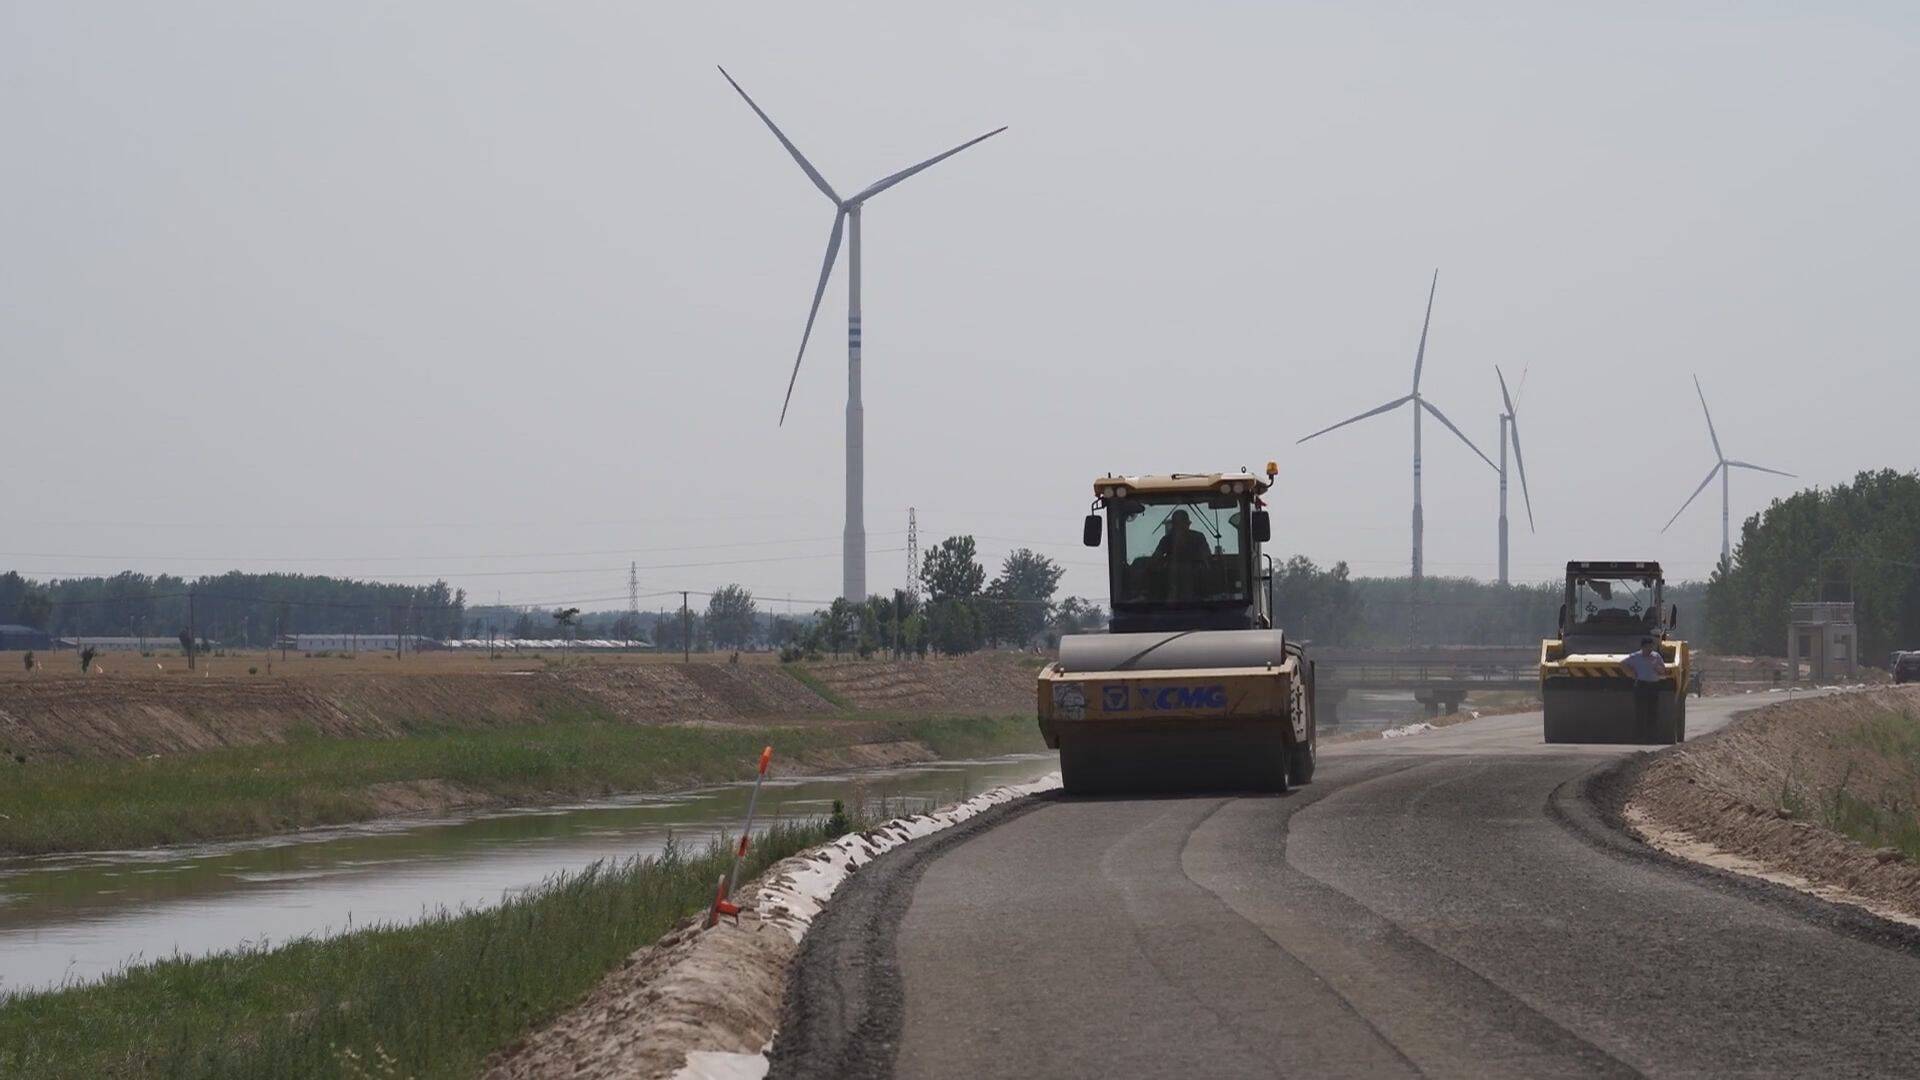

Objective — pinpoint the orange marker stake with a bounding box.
[709,745,774,927]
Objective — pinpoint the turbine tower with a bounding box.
[1495,366,1535,586]
[720,67,1005,601]
[1662,375,1794,570]
[1297,271,1495,580]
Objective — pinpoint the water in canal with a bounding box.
[0,752,1060,995]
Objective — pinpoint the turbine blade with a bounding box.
[1419,398,1496,471]
[1296,395,1413,444]
[718,66,841,205]
[779,210,847,425]
[1725,460,1796,478]
[1412,269,1437,392]
[1497,367,1533,528]
[1663,461,1723,532]
[1694,374,1723,461]
[851,126,1008,203]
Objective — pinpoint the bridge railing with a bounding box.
[1318,660,1537,688]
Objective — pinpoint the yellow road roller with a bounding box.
[1036,466,1315,794]
[1540,560,1689,744]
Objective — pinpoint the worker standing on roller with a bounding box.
[1622,636,1667,732]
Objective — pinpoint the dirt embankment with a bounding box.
[0,654,1041,764]
[1626,686,1920,922]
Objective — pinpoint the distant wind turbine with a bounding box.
[719,66,1005,602]
[1662,375,1795,570]
[1495,366,1535,586]
[1297,271,1495,580]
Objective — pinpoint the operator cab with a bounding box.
[1561,560,1676,649]
[1084,468,1275,634]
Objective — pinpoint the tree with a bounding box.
[1051,596,1106,641]
[552,607,581,647]
[706,585,759,650]
[921,536,986,602]
[511,611,537,639]
[1705,469,1920,661]
[1272,557,1361,645]
[822,598,855,657]
[13,587,51,631]
[927,599,983,655]
[987,548,1064,647]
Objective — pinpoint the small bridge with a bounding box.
[1311,647,1540,721]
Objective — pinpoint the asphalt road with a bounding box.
[770,696,1920,1079]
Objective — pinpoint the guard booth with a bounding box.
[1787,602,1857,682]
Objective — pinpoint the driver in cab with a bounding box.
[1153,509,1213,599]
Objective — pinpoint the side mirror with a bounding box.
[1558,603,1567,637]
[1082,514,1102,547]
[1670,604,1680,630]
[1251,510,1271,544]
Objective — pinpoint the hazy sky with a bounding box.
[3,2,1915,614]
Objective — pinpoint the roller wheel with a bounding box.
[1288,739,1316,786]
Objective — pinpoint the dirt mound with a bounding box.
[796,653,1038,715]
[563,664,839,726]
[1626,686,1920,922]
[0,655,1039,763]
[0,673,590,761]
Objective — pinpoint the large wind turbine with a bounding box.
[1662,375,1794,569]
[720,67,1005,602]
[1297,271,1495,580]
[1494,366,1535,586]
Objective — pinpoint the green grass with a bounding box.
[895,714,1046,759]
[780,664,852,709]
[0,714,1043,855]
[1788,705,1920,861]
[0,821,837,1080]
[0,719,839,856]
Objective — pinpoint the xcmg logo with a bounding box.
[1140,685,1229,710]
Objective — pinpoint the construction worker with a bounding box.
[1623,636,1668,731]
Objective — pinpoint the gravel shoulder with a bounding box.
[1623,686,1920,923]
[485,777,1059,1080]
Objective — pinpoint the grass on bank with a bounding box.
[0,820,837,1080]
[0,713,1041,856]
[1778,704,1920,861]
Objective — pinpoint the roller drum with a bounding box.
[1057,629,1287,675]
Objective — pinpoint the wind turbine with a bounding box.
[1662,375,1794,570]
[1298,271,1495,580]
[720,66,1005,602]
[1494,366,1535,586]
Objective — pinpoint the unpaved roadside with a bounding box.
[483,777,1058,1080]
[1625,686,1920,923]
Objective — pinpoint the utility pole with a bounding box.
[187,589,196,670]
[681,591,691,664]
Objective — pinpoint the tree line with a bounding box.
[0,571,467,645]
[1266,558,1711,649]
[1705,468,1920,663]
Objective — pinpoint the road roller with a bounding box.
[1036,466,1315,794]
[1540,560,1690,744]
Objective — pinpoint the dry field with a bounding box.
[0,646,781,683]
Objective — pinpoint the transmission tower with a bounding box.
[627,562,640,644]
[905,507,920,601]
